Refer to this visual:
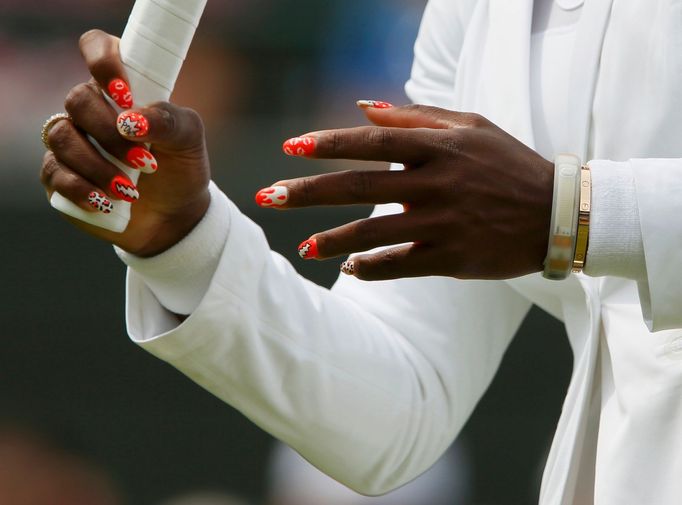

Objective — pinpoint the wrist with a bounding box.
[121,188,211,258]
[530,158,555,272]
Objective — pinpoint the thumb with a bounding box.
[116,102,205,154]
[358,101,475,130]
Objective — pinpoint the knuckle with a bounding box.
[355,249,400,280]
[378,247,402,267]
[152,102,184,137]
[40,152,59,186]
[149,102,207,151]
[401,103,425,113]
[438,132,465,157]
[327,130,343,156]
[181,107,206,144]
[64,82,94,114]
[89,58,113,82]
[364,127,393,149]
[347,170,373,200]
[47,120,73,153]
[79,30,118,77]
[182,107,204,130]
[402,104,438,117]
[352,219,380,247]
[297,176,317,207]
[461,112,488,128]
[403,104,451,126]
[78,29,103,48]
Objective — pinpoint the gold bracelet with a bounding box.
[572,165,592,273]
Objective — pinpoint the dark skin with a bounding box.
[40,30,554,281]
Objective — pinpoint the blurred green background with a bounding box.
[0,1,572,504]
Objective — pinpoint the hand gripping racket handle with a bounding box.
[50,0,208,233]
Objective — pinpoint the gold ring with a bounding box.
[41,113,72,150]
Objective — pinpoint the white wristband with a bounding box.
[543,154,582,280]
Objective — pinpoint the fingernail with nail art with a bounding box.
[108,78,133,109]
[298,239,319,260]
[88,192,113,214]
[126,146,158,174]
[357,100,393,109]
[110,175,140,202]
[283,136,316,157]
[256,186,289,207]
[341,260,355,276]
[117,111,149,138]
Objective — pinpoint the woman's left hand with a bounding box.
[256,103,554,281]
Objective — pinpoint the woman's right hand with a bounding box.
[40,30,211,257]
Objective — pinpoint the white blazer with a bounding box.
[124,0,682,503]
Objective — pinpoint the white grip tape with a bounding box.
[50,0,207,233]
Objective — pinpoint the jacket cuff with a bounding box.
[583,160,646,280]
[115,182,231,315]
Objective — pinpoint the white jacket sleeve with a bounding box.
[631,158,682,331]
[126,193,531,495]
[584,158,682,331]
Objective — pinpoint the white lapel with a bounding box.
[563,0,615,159]
[485,0,535,147]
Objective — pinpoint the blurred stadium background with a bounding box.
[0,1,573,503]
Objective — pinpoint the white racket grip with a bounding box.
[50,0,208,233]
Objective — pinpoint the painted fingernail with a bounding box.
[298,238,319,260]
[108,78,133,109]
[283,136,316,157]
[255,186,289,207]
[110,175,140,202]
[88,192,113,214]
[341,260,355,276]
[117,111,149,138]
[357,100,393,109]
[126,146,158,174]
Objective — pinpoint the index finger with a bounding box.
[79,29,133,110]
[283,127,437,165]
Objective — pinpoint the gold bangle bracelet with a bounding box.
[572,165,592,273]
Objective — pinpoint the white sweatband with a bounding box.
[115,182,231,315]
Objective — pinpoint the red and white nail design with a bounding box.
[283,136,316,157]
[255,186,289,207]
[108,78,133,109]
[88,192,113,214]
[110,175,140,202]
[126,146,158,174]
[341,260,355,276]
[117,111,149,138]
[298,239,319,260]
[357,100,393,109]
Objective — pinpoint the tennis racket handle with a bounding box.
[50,0,207,233]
